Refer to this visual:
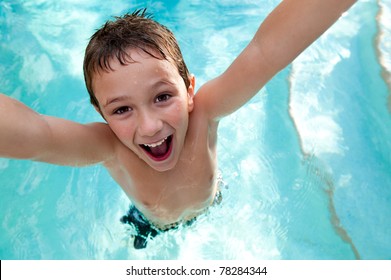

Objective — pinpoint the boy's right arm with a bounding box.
[0,93,116,166]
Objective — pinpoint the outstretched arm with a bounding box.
[197,0,357,120]
[0,93,116,166]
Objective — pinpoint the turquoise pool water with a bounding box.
[1,0,390,259]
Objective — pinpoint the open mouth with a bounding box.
[140,135,173,162]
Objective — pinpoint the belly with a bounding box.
[136,180,219,227]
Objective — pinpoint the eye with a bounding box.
[113,106,132,115]
[155,93,171,103]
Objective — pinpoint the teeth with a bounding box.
[143,136,168,148]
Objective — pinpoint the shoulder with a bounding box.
[188,92,220,148]
[192,87,220,126]
[85,122,125,165]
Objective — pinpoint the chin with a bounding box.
[146,154,178,172]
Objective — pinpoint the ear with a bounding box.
[187,74,195,112]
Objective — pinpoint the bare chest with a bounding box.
[107,132,218,224]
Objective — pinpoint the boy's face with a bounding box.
[92,49,195,172]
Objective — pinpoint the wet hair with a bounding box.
[83,8,191,108]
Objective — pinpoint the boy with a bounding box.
[0,0,356,249]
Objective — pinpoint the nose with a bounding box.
[137,110,163,137]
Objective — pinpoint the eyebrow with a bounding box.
[103,79,176,108]
[104,96,130,108]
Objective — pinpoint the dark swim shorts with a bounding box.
[120,206,161,249]
[120,190,222,249]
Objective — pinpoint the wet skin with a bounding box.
[92,49,220,227]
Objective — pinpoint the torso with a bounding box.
[104,103,219,228]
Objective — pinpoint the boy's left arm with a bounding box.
[196,0,357,121]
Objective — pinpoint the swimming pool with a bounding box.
[1,0,390,260]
